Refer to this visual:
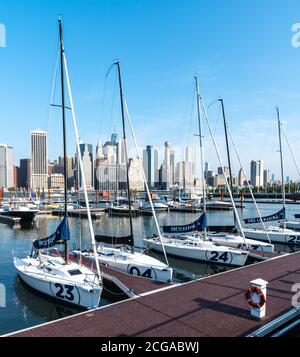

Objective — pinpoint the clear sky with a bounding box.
[1,0,300,180]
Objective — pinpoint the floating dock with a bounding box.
[0,215,21,228]
[6,251,300,337]
[51,209,105,220]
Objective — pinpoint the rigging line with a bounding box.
[227,127,271,244]
[281,122,300,178]
[48,44,60,133]
[199,96,249,250]
[124,99,170,267]
[63,51,102,283]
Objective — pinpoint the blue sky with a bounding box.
[1,0,300,179]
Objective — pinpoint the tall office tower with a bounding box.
[111,132,119,144]
[170,150,175,186]
[175,161,195,190]
[250,160,257,186]
[264,169,271,188]
[162,141,171,190]
[57,156,74,189]
[185,145,194,163]
[143,145,159,189]
[31,130,48,190]
[257,160,264,187]
[0,144,14,188]
[19,158,31,189]
[250,160,264,187]
[238,168,246,186]
[78,142,93,188]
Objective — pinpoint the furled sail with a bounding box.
[95,234,134,246]
[33,217,70,249]
[244,208,285,224]
[162,212,208,233]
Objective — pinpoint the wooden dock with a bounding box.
[7,251,300,337]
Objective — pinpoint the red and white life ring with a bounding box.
[245,286,266,308]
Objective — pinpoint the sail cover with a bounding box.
[244,208,285,224]
[162,212,208,233]
[295,214,300,219]
[95,234,134,246]
[33,217,70,249]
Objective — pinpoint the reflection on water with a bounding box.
[1,202,300,335]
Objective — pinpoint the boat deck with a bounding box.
[7,251,300,337]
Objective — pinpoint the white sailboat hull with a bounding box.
[14,257,102,309]
[243,227,300,245]
[282,221,300,231]
[206,234,274,252]
[143,237,248,267]
[73,248,173,282]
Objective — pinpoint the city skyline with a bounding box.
[1,1,300,180]
[0,127,295,190]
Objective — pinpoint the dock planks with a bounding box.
[7,251,300,337]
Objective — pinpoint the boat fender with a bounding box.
[245,286,266,308]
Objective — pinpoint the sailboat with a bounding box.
[14,18,103,309]
[144,77,249,267]
[243,108,300,245]
[73,62,173,282]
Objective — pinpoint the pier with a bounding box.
[7,250,300,337]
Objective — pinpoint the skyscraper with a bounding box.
[238,168,246,186]
[19,158,31,189]
[143,145,159,189]
[185,145,194,163]
[264,169,270,188]
[162,141,171,190]
[31,130,48,190]
[78,142,93,188]
[250,160,264,187]
[0,144,14,188]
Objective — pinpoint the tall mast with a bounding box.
[115,61,134,248]
[277,107,286,229]
[59,18,68,261]
[219,98,236,225]
[194,76,206,238]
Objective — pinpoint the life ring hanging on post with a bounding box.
[245,286,266,309]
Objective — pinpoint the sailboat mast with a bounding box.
[277,107,286,229]
[194,76,206,238]
[115,62,134,246]
[59,18,68,261]
[219,98,236,225]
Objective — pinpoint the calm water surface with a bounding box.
[1,202,300,335]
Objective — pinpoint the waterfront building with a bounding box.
[30,130,48,190]
[0,144,14,189]
[128,158,144,191]
[49,173,64,189]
